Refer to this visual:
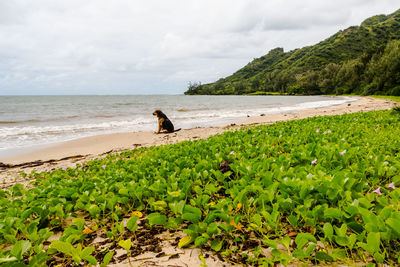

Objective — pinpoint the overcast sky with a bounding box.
[0,0,398,95]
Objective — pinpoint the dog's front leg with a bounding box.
[156,118,164,134]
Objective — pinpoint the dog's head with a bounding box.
[153,110,163,117]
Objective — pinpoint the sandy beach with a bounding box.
[0,96,398,266]
[0,96,397,187]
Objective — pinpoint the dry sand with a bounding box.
[0,96,398,266]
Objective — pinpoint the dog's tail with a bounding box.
[174,128,182,132]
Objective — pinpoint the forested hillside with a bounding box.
[185,9,400,96]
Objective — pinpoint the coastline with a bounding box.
[0,96,397,186]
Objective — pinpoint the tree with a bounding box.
[364,40,400,94]
[185,81,203,95]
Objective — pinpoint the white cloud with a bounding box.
[0,0,398,94]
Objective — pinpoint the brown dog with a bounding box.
[153,110,181,134]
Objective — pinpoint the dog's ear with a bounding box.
[153,109,163,116]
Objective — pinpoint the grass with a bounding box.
[0,109,400,266]
[368,95,400,102]
[326,94,400,103]
[247,91,288,96]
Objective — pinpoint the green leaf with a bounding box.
[182,205,202,223]
[280,236,291,250]
[101,251,114,267]
[5,234,16,244]
[315,251,334,262]
[169,200,185,215]
[81,246,95,259]
[322,222,333,240]
[81,247,97,266]
[288,215,298,227]
[305,243,317,256]
[182,212,201,223]
[295,233,316,249]
[206,222,219,236]
[167,190,182,198]
[263,238,278,249]
[366,232,380,254]
[335,223,347,236]
[0,256,18,264]
[87,204,101,217]
[386,217,400,237]
[72,218,85,230]
[126,215,139,232]
[331,248,346,260]
[29,252,50,266]
[335,236,349,247]
[83,255,97,266]
[152,200,167,210]
[10,240,31,260]
[49,240,75,258]
[324,208,343,220]
[210,238,223,252]
[373,252,384,263]
[147,213,167,226]
[348,234,357,250]
[194,236,208,248]
[178,235,193,248]
[292,248,305,259]
[118,188,129,196]
[118,239,132,251]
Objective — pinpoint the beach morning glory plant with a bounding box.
[388,182,395,189]
[373,187,382,195]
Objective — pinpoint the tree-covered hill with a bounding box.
[185,9,400,96]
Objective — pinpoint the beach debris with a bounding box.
[218,160,232,174]
[0,155,86,171]
[0,162,13,169]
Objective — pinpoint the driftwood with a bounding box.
[0,155,86,171]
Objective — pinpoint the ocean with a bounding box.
[0,95,356,157]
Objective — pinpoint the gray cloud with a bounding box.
[0,0,398,95]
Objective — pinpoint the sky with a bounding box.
[0,0,399,95]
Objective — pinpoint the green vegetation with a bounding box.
[369,95,400,103]
[1,110,400,265]
[248,91,288,96]
[185,9,400,96]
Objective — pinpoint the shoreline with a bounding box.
[0,94,350,158]
[0,96,397,186]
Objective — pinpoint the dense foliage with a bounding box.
[1,109,400,266]
[185,9,400,96]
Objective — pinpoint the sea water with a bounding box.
[0,95,356,156]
